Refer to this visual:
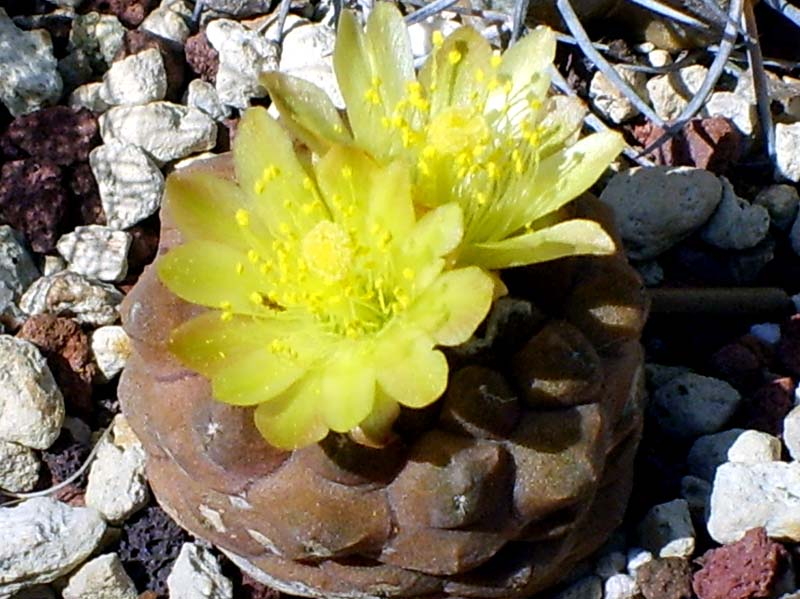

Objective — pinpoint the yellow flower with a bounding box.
[156,107,493,450]
[263,3,624,270]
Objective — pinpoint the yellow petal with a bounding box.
[461,219,616,269]
[404,266,493,346]
[319,348,375,433]
[376,330,448,408]
[365,2,415,108]
[261,71,352,154]
[403,202,463,261]
[353,388,400,446]
[254,376,329,449]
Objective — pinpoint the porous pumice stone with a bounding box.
[119,154,649,599]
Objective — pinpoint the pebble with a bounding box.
[62,553,139,599]
[90,325,132,381]
[0,440,40,493]
[776,123,800,182]
[599,166,722,260]
[680,475,711,515]
[750,322,781,345]
[553,575,603,599]
[0,8,63,117]
[89,140,165,229]
[0,335,64,450]
[57,225,131,282]
[636,557,693,599]
[782,405,800,460]
[604,573,640,599]
[199,0,270,16]
[693,528,788,599]
[185,79,232,122]
[205,18,279,109]
[0,225,39,328]
[139,0,192,46]
[99,102,217,164]
[65,12,127,77]
[167,543,234,599]
[637,499,695,559]
[707,461,800,544]
[727,430,782,463]
[69,82,111,113]
[185,31,219,83]
[700,177,770,250]
[85,415,149,523]
[651,373,741,439]
[0,497,107,598]
[687,429,746,481]
[703,91,757,136]
[595,551,627,579]
[99,48,167,106]
[756,184,800,231]
[589,65,647,124]
[626,547,654,576]
[20,271,124,327]
[646,65,708,121]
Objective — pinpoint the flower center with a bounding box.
[427,107,488,155]
[302,220,353,282]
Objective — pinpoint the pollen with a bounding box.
[474,68,485,82]
[249,291,264,305]
[341,165,353,180]
[235,209,250,227]
[490,53,502,68]
[432,31,444,48]
[235,262,244,275]
[402,267,415,281]
[247,249,260,263]
[448,49,462,65]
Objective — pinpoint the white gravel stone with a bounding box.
[91,325,132,382]
[637,499,695,559]
[62,553,138,599]
[750,322,781,345]
[0,440,40,493]
[20,271,124,327]
[703,91,757,135]
[625,547,653,576]
[0,225,39,328]
[595,551,626,579]
[99,48,167,106]
[0,498,106,598]
[589,66,647,124]
[99,102,217,164]
[680,475,711,515]
[185,79,232,121]
[57,225,131,282]
[206,19,279,109]
[687,429,747,481]
[0,336,64,450]
[599,166,722,260]
[89,140,165,229]
[68,82,110,113]
[648,49,671,68]
[85,415,149,523]
[651,373,741,439]
[552,575,603,599]
[604,573,639,599]
[700,177,770,250]
[783,405,800,461]
[68,12,126,70]
[167,543,234,599]
[756,184,800,231]
[708,461,800,543]
[727,430,782,463]
[777,123,800,183]
[42,255,66,276]
[0,8,62,117]
[140,0,192,45]
[646,64,708,121]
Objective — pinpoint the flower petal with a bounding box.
[364,3,415,108]
[261,71,352,154]
[254,376,330,450]
[461,218,616,269]
[319,348,375,433]
[353,388,400,446]
[403,202,463,261]
[404,266,493,346]
[375,330,448,408]
[157,241,265,315]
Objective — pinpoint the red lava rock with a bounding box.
[41,429,91,506]
[710,340,764,390]
[692,527,788,599]
[239,572,282,599]
[185,31,219,84]
[114,30,186,99]
[633,117,743,174]
[80,0,158,27]
[636,557,693,599]
[68,162,106,226]
[17,314,97,418]
[0,159,68,253]
[1,106,99,166]
[743,377,795,436]
[778,314,800,378]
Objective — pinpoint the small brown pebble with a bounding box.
[185,31,219,84]
[692,527,788,599]
[744,377,795,436]
[1,106,99,166]
[138,592,159,599]
[80,0,157,27]
[778,314,800,378]
[637,556,693,599]
[239,572,282,599]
